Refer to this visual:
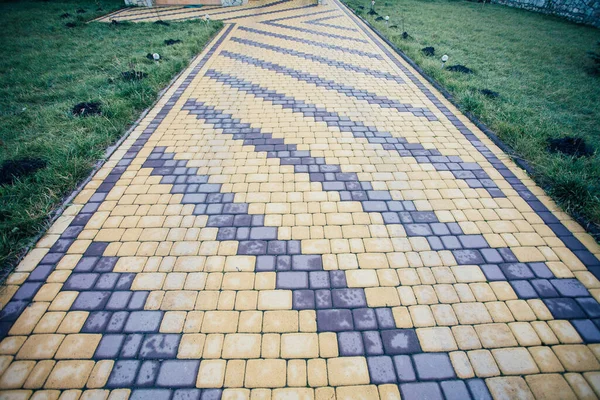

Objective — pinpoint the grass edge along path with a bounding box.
[0,0,223,274]
[341,0,600,242]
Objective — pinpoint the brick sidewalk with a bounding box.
[2,0,600,398]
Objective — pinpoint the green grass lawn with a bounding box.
[0,0,222,270]
[343,0,600,238]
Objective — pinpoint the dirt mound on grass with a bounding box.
[72,102,102,117]
[164,39,182,46]
[0,158,47,186]
[548,137,594,158]
[421,47,435,57]
[121,70,148,81]
[480,89,499,98]
[446,65,473,74]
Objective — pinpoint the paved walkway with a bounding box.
[2,0,600,398]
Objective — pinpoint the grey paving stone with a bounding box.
[551,279,589,297]
[315,290,332,308]
[400,382,443,400]
[363,331,384,355]
[292,255,323,270]
[316,309,353,331]
[106,291,132,310]
[64,273,99,290]
[309,271,330,289]
[393,355,416,382]
[174,389,202,400]
[381,330,422,355]
[156,360,200,387]
[201,389,222,400]
[571,319,600,342]
[467,378,493,400]
[12,282,42,301]
[107,360,140,387]
[353,308,378,330]
[130,389,172,400]
[453,250,484,265]
[137,360,160,387]
[367,356,396,384]
[329,271,347,287]
[480,264,505,281]
[139,334,181,359]
[441,380,471,400]
[293,290,315,309]
[375,308,395,329]
[277,271,309,289]
[72,291,111,311]
[120,334,144,358]
[577,297,600,318]
[413,353,455,380]
[332,288,367,308]
[544,298,587,319]
[81,311,111,333]
[128,291,149,310]
[500,263,534,279]
[124,311,163,333]
[95,334,125,358]
[338,331,364,356]
[510,280,537,299]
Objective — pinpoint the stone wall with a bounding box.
[492,0,600,27]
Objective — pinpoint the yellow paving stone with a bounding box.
[564,373,598,400]
[377,384,401,400]
[238,311,263,333]
[10,302,49,335]
[245,359,287,388]
[203,334,224,359]
[449,351,474,379]
[416,327,458,351]
[491,347,540,375]
[86,360,114,389]
[178,333,206,359]
[54,334,101,359]
[261,334,280,359]
[258,291,292,310]
[281,333,318,359]
[224,359,246,388]
[336,385,379,399]
[0,360,36,388]
[44,360,95,389]
[474,324,518,349]
[486,376,535,400]
[0,336,27,355]
[16,335,64,360]
[287,360,307,387]
[467,350,501,377]
[327,357,370,386]
[222,334,262,359]
[451,326,482,350]
[307,359,328,388]
[528,346,565,373]
[202,311,239,333]
[299,310,317,332]
[250,389,272,400]
[548,320,583,343]
[263,311,298,333]
[197,359,226,388]
[553,345,600,372]
[345,270,379,288]
[526,374,577,400]
[583,371,600,398]
[23,360,55,389]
